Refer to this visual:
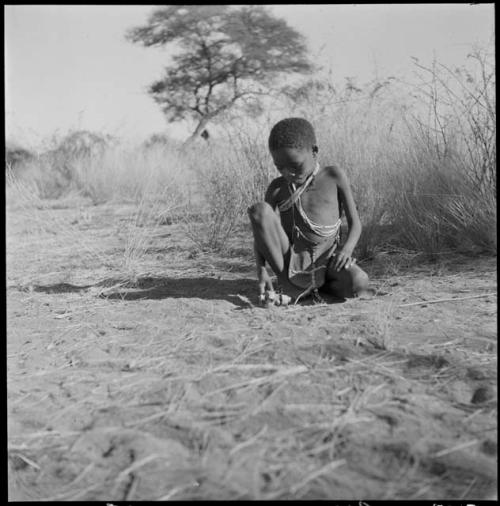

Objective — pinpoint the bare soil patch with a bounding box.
[7,201,497,500]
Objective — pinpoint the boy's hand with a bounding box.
[334,247,357,271]
[257,267,274,295]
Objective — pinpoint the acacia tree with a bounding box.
[126,5,314,143]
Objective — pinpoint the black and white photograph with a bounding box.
[6,4,496,501]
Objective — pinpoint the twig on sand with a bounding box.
[205,363,291,374]
[281,303,330,313]
[460,477,478,499]
[398,292,495,308]
[156,481,200,501]
[9,453,41,470]
[235,294,256,307]
[433,439,479,458]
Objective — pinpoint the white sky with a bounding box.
[5,4,495,148]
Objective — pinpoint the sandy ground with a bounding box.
[7,200,497,500]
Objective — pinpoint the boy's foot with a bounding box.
[354,288,377,299]
[312,289,326,304]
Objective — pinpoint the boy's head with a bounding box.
[268,117,317,151]
[268,118,318,184]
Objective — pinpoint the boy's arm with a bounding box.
[253,244,273,295]
[329,166,362,271]
[253,181,280,294]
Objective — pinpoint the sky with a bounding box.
[5,4,495,149]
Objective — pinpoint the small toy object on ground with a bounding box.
[258,288,327,307]
[258,289,292,307]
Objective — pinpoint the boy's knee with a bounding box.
[248,202,273,224]
[352,269,369,292]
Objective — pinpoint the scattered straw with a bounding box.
[204,365,308,397]
[398,292,496,308]
[124,410,172,428]
[39,463,96,501]
[247,381,289,418]
[8,172,497,500]
[229,426,268,456]
[111,454,163,497]
[9,430,81,441]
[289,459,347,495]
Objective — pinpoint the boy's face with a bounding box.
[270,145,318,185]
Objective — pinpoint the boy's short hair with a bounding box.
[268,117,317,150]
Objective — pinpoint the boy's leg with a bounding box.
[247,202,290,282]
[322,257,371,298]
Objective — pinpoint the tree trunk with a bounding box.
[183,116,210,147]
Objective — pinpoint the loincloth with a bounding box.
[287,230,340,290]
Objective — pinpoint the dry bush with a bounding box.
[395,46,496,255]
[388,138,496,257]
[6,129,188,207]
[6,131,109,200]
[70,143,188,207]
[6,167,112,274]
[180,130,274,252]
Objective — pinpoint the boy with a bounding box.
[248,117,370,305]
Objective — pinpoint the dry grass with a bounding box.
[6,142,189,285]
[7,47,496,258]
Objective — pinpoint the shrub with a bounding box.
[181,129,274,252]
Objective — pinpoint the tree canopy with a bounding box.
[126,5,314,142]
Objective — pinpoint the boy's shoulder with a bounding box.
[320,164,345,179]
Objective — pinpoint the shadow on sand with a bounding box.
[100,276,257,307]
[33,277,256,308]
[32,276,346,308]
